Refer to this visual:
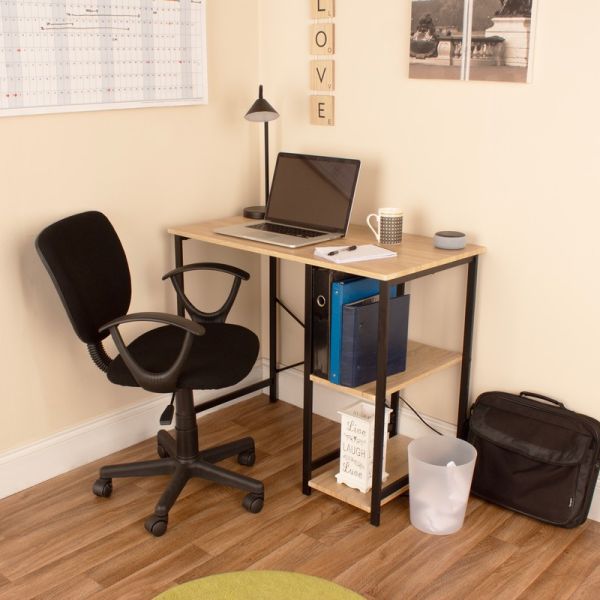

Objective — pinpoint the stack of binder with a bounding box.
[340,294,410,387]
[311,268,354,379]
[311,271,409,387]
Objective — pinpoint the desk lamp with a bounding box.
[243,84,280,219]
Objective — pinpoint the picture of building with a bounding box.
[409,0,536,82]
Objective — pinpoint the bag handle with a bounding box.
[519,391,565,409]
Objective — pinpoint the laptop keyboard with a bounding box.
[248,223,324,238]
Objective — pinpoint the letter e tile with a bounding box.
[310,95,335,126]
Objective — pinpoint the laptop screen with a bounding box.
[265,153,360,233]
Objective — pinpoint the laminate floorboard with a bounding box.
[0,395,598,600]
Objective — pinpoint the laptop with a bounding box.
[214,152,361,248]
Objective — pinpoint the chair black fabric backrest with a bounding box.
[36,211,132,344]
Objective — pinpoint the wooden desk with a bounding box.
[169,216,486,525]
[169,216,482,281]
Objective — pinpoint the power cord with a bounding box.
[395,394,443,499]
[397,394,443,436]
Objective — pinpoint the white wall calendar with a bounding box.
[0,0,207,117]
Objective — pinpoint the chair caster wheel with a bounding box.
[242,493,264,514]
[92,478,113,498]
[144,514,168,537]
[238,449,256,467]
[157,443,169,459]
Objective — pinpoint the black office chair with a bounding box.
[36,211,264,536]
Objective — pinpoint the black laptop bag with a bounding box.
[467,391,600,527]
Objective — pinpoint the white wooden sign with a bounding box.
[336,402,391,493]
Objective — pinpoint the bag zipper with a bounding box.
[479,392,600,448]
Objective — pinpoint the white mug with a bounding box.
[367,208,403,244]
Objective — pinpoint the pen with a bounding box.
[328,245,357,256]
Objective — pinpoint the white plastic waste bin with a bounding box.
[408,436,477,535]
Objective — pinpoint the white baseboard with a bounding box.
[274,363,600,524]
[0,364,265,500]
[3,360,599,524]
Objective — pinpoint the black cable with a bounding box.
[398,394,443,436]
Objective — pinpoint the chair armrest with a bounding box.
[162,262,250,282]
[99,312,205,393]
[162,262,250,324]
[99,312,205,336]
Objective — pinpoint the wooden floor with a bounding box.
[1,395,599,600]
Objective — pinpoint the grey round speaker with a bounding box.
[434,231,466,250]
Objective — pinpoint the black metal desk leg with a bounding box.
[457,256,479,440]
[370,281,391,525]
[389,285,404,439]
[174,235,185,317]
[390,392,400,438]
[302,265,314,495]
[269,257,278,402]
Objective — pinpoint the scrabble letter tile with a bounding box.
[310,95,335,126]
[311,0,335,19]
[310,60,335,91]
[311,23,335,55]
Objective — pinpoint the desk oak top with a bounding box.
[168,216,485,282]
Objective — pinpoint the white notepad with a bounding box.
[314,244,397,264]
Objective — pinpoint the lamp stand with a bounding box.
[243,120,270,220]
[243,84,278,220]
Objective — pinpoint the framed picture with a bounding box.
[408,0,537,83]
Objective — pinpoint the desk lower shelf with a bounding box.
[309,340,462,403]
[309,434,412,513]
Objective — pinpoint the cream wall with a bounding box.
[4,0,600,456]
[0,1,262,453]
[260,0,600,423]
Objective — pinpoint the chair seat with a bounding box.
[107,323,259,390]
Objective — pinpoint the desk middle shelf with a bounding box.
[310,340,462,402]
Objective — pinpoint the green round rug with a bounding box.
[153,570,364,600]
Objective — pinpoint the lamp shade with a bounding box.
[244,85,279,122]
